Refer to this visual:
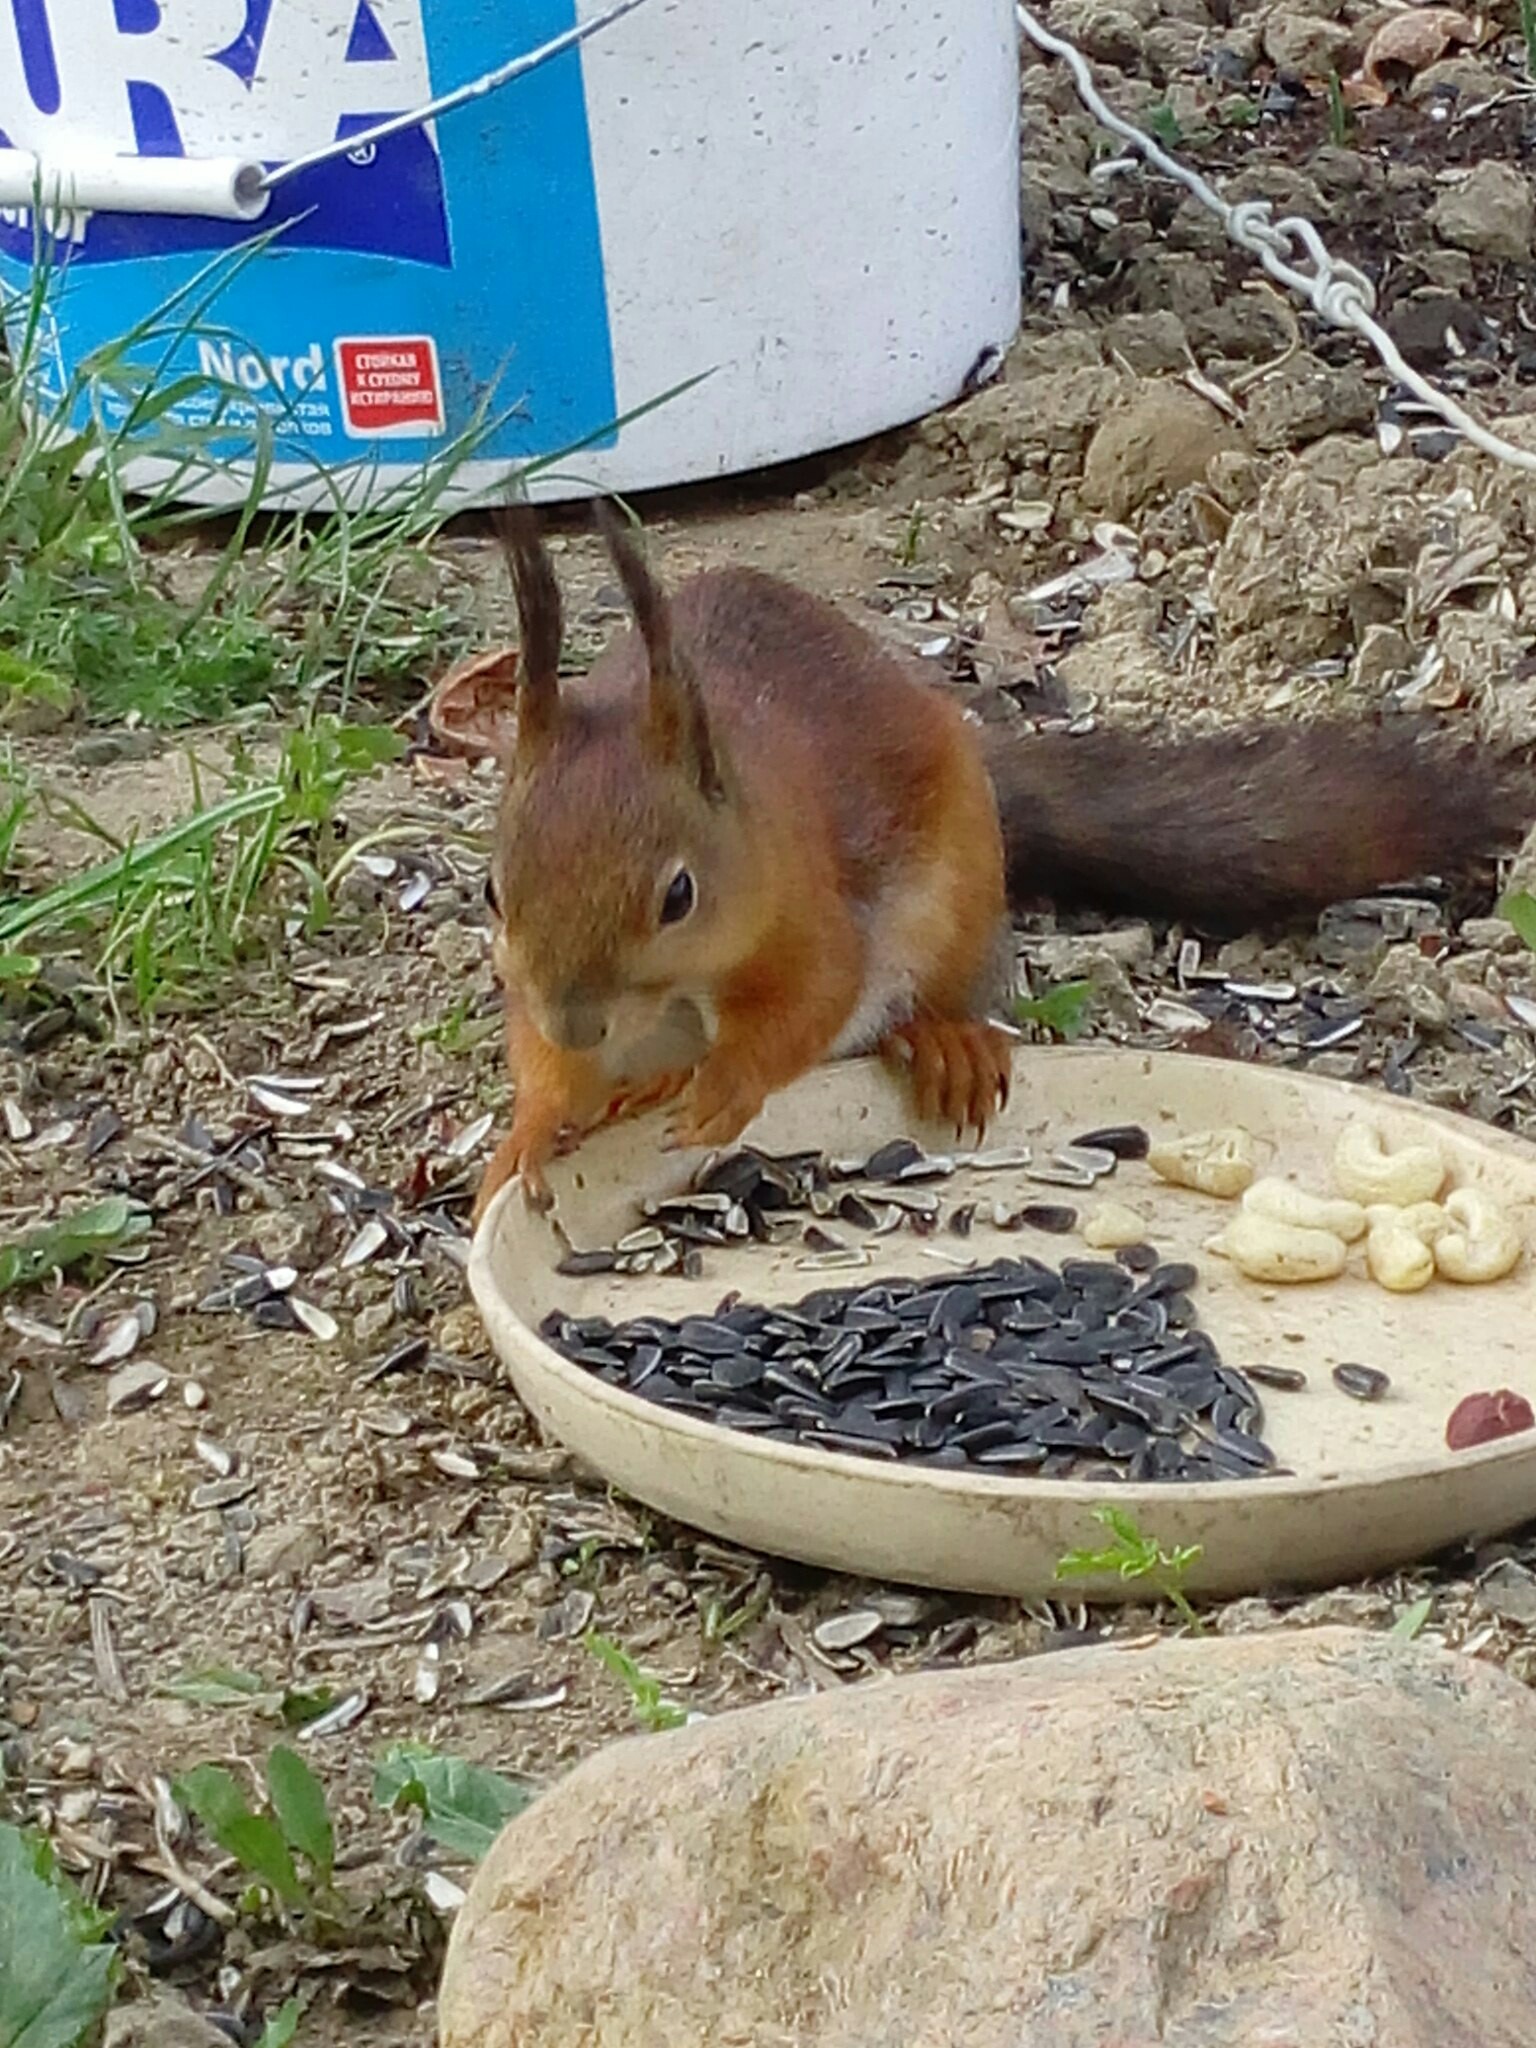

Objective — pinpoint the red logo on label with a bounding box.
[334,336,444,437]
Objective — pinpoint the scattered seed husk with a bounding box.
[464,1673,570,1711]
[290,1297,339,1342]
[249,1085,314,1120]
[813,1608,885,1652]
[1025,1160,1098,1189]
[299,1690,370,1739]
[4,1307,65,1347]
[557,1249,619,1277]
[341,1218,390,1270]
[193,1436,235,1478]
[89,1597,128,1704]
[446,1111,495,1162]
[190,1476,257,1511]
[1052,1144,1120,1179]
[802,1224,847,1253]
[317,1158,369,1192]
[106,1360,169,1414]
[87,1312,142,1366]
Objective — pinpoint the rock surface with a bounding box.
[438,1627,1536,2048]
[1080,383,1241,518]
[1430,161,1535,263]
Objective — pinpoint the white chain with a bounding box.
[1016,2,1536,475]
[257,0,654,192]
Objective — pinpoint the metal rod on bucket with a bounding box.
[0,0,655,226]
[0,149,268,222]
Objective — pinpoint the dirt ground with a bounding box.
[11,5,1536,2042]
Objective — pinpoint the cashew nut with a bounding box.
[1081,1199,1149,1250]
[1332,1122,1445,1207]
[1364,1201,1449,1246]
[1147,1127,1257,1199]
[1243,1178,1367,1244]
[1207,1211,1348,1283]
[1433,1188,1523,1284]
[1365,1223,1436,1294]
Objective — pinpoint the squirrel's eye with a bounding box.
[484,872,500,917]
[660,868,695,926]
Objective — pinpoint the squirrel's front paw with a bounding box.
[664,1060,767,1153]
[880,1018,1013,1139]
[472,1125,556,1225]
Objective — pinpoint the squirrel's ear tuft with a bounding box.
[593,499,725,803]
[484,502,563,769]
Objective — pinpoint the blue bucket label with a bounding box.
[0,1,619,474]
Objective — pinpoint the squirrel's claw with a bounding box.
[880,1018,1013,1141]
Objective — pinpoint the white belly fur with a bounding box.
[830,854,1011,1060]
[829,880,926,1058]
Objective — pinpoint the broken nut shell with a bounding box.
[1147,1127,1257,1200]
[1080,1199,1150,1250]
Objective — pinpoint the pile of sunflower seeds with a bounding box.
[540,1250,1293,1484]
[555,1128,1148,1281]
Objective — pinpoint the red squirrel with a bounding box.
[439,503,1533,1220]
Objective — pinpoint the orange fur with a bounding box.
[452,507,1014,1216]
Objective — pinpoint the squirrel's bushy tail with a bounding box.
[981,721,1535,929]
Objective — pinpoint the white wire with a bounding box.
[257,0,654,193]
[1015,1,1536,475]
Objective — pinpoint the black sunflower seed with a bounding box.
[1333,1362,1390,1402]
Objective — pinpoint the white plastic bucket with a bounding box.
[0,2,1021,511]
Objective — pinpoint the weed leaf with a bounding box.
[1498,889,1536,954]
[0,1822,119,2048]
[174,1765,303,1907]
[254,1998,302,2048]
[1391,1595,1434,1641]
[265,1747,334,1885]
[1014,979,1094,1042]
[373,1744,532,1862]
[161,1666,273,1709]
[0,1197,151,1297]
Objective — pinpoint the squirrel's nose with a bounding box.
[550,996,609,1052]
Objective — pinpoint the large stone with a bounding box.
[1080,383,1240,518]
[1430,161,1534,265]
[438,1628,1536,2048]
